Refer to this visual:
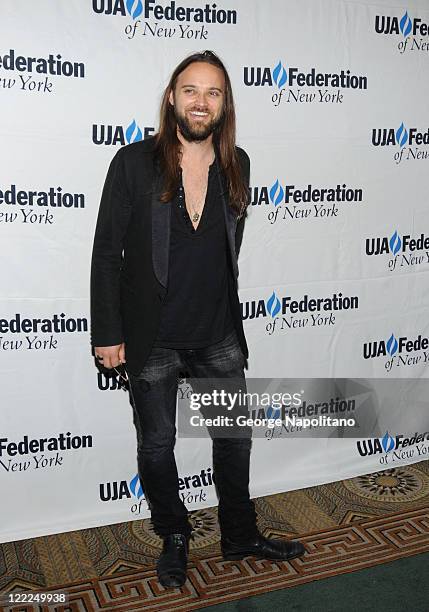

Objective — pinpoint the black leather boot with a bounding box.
[156,534,188,588]
[222,533,305,561]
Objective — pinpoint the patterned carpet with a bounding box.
[1,460,429,611]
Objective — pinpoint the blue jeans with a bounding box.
[128,330,257,541]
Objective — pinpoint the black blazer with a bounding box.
[90,137,249,375]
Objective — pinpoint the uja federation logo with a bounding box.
[250,179,363,223]
[363,333,429,372]
[92,0,237,40]
[97,370,128,391]
[0,184,85,226]
[357,430,429,465]
[92,119,155,146]
[243,60,367,106]
[365,230,429,272]
[0,49,84,94]
[241,291,358,335]
[99,473,146,515]
[374,11,429,54]
[0,313,88,352]
[372,123,429,164]
[99,467,214,513]
[0,432,93,473]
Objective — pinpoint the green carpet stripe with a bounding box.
[202,551,429,612]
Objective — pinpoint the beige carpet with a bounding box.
[1,460,429,611]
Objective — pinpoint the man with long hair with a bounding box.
[91,50,305,588]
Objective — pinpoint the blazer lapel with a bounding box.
[215,162,239,278]
[151,171,172,289]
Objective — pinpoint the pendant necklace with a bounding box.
[182,157,214,225]
[188,199,203,223]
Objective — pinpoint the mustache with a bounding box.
[187,107,210,112]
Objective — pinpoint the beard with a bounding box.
[174,106,224,142]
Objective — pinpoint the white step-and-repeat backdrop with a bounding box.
[1,0,429,542]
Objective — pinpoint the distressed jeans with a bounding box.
[128,330,257,541]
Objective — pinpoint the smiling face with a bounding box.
[169,61,225,142]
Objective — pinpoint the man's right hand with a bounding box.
[94,343,126,369]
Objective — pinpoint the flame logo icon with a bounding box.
[272,61,287,88]
[389,230,402,255]
[386,333,398,356]
[400,11,412,37]
[381,431,395,452]
[266,291,281,317]
[126,119,143,144]
[269,179,284,206]
[395,122,408,148]
[126,0,143,19]
[266,406,281,420]
[129,473,144,498]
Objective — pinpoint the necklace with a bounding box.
[178,185,202,225]
[191,210,201,223]
[187,195,204,224]
[181,156,214,225]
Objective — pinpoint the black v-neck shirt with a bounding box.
[154,161,234,349]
